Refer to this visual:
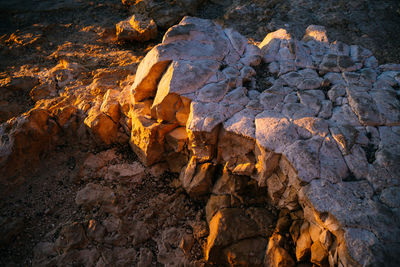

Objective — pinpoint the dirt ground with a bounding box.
[0,0,399,266]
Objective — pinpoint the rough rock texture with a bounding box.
[129,16,400,266]
[116,14,157,42]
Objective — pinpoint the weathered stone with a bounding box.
[296,221,312,261]
[346,85,383,126]
[179,157,215,198]
[205,194,231,223]
[265,232,295,267]
[116,14,157,42]
[75,183,116,210]
[55,222,88,252]
[130,114,177,165]
[84,103,118,145]
[311,240,328,266]
[223,237,267,267]
[303,25,328,43]
[205,208,260,263]
[105,162,146,183]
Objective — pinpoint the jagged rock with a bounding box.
[205,194,231,223]
[311,240,328,266]
[84,102,118,145]
[125,16,400,267]
[296,221,312,261]
[100,89,120,123]
[179,157,215,199]
[0,108,59,184]
[116,14,157,42]
[205,208,261,263]
[265,232,295,267]
[129,113,177,165]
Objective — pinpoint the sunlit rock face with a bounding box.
[130,17,400,266]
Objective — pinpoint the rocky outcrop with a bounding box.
[128,16,400,266]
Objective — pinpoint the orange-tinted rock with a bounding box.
[296,221,312,261]
[205,208,260,263]
[84,104,118,145]
[311,240,328,266]
[179,157,215,199]
[130,113,177,165]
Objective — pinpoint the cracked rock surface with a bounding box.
[130,16,400,266]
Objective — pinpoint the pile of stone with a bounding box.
[128,16,400,266]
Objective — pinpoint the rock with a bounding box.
[179,157,215,198]
[223,237,267,267]
[84,103,118,145]
[75,183,116,210]
[0,108,59,184]
[205,194,231,223]
[165,127,188,153]
[303,25,328,43]
[129,114,177,165]
[311,241,328,266]
[265,232,295,267]
[123,17,400,267]
[55,222,88,252]
[116,14,157,42]
[205,208,260,263]
[296,222,312,261]
[100,89,120,123]
[105,162,146,183]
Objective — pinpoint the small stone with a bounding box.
[116,14,157,42]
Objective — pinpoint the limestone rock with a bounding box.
[116,14,157,42]
[125,17,400,267]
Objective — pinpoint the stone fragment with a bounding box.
[100,89,120,123]
[205,194,231,223]
[55,222,88,252]
[165,127,188,153]
[75,183,116,210]
[303,25,328,43]
[84,103,118,145]
[130,114,177,165]
[223,237,267,267]
[296,222,312,261]
[116,14,157,42]
[205,208,260,263]
[311,240,328,266]
[179,157,215,198]
[265,232,295,267]
[105,162,146,183]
